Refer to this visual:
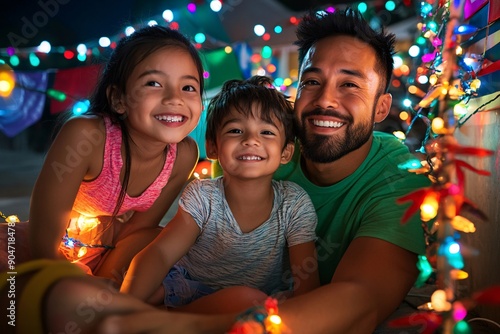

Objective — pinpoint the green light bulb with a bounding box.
[47,89,67,101]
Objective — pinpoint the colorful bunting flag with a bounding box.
[0,71,48,137]
[50,64,102,114]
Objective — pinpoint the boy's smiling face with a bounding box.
[207,104,293,180]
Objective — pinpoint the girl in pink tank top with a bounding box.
[26,25,205,282]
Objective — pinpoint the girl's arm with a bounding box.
[120,207,200,301]
[288,241,320,296]
[93,137,199,279]
[29,117,102,259]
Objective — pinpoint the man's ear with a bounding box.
[374,93,392,123]
[280,142,295,164]
[106,86,126,115]
[205,140,218,160]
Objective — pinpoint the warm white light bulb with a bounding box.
[431,117,445,133]
[38,41,51,53]
[210,0,222,12]
[431,289,452,312]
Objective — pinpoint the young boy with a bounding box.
[121,76,319,313]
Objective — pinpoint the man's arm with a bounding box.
[278,237,418,333]
[96,237,418,334]
[289,241,320,296]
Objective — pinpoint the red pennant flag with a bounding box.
[50,64,102,114]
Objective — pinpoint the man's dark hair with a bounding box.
[295,8,396,93]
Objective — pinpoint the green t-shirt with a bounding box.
[274,132,428,285]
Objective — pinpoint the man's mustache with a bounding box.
[301,108,352,123]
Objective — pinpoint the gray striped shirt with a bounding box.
[177,177,317,295]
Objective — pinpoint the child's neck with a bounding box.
[223,176,274,233]
[121,140,168,197]
[127,139,168,162]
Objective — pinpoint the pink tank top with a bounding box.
[73,117,177,217]
[61,117,177,273]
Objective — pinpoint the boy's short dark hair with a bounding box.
[205,75,294,147]
[295,8,396,93]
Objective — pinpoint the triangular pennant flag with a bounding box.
[0,71,48,137]
[50,64,102,114]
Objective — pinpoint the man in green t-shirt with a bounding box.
[207,8,429,333]
[268,8,429,333]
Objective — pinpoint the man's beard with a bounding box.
[295,108,374,163]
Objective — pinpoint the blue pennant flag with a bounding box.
[0,71,48,137]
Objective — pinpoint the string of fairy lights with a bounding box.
[0,0,307,115]
[0,0,412,68]
[0,0,415,116]
[390,0,500,333]
[0,0,307,70]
